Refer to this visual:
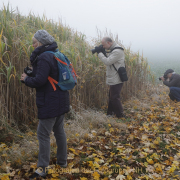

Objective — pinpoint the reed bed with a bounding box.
[0,5,154,125]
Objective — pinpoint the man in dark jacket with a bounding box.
[20,30,69,179]
[160,69,180,102]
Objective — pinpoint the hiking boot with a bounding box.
[29,167,47,179]
[117,113,127,119]
[56,162,67,168]
[29,172,46,179]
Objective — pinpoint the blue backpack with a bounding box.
[44,49,77,91]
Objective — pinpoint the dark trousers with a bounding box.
[169,87,180,102]
[107,83,124,118]
[37,115,67,174]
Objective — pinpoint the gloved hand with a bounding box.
[91,45,106,55]
[96,45,106,54]
[24,66,33,76]
[101,47,106,56]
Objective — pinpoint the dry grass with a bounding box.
[0,5,154,125]
[64,108,127,139]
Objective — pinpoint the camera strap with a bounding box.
[111,46,125,71]
[31,56,39,65]
[112,64,118,71]
[110,47,124,52]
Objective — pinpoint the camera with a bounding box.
[91,45,105,54]
[91,48,97,54]
[24,66,33,76]
[21,66,33,83]
[159,76,167,81]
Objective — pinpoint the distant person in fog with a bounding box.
[160,69,180,102]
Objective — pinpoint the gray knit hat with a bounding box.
[34,30,55,45]
[164,69,174,79]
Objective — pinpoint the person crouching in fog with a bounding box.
[160,69,180,102]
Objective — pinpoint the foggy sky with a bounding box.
[1,0,180,62]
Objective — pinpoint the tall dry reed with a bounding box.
[0,5,154,125]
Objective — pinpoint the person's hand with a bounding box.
[20,73,28,82]
[101,47,106,56]
[160,76,165,81]
[95,45,106,54]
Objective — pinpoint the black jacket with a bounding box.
[25,42,69,119]
[163,73,180,88]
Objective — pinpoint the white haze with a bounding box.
[1,0,180,64]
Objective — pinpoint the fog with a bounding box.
[1,0,180,63]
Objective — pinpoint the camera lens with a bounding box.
[91,49,96,54]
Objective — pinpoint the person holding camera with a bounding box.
[160,69,180,102]
[20,30,69,179]
[92,37,126,118]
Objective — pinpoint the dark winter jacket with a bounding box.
[163,73,180,88]
[25,42,70,119]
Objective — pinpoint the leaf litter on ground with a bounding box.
[1,89,180,179]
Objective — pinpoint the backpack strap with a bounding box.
[44,50,68,65]
[48,76,58,91]
[69,63,78,80]
[43,50,69,91]
[54,56,67,65]
[43,50,78,91]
